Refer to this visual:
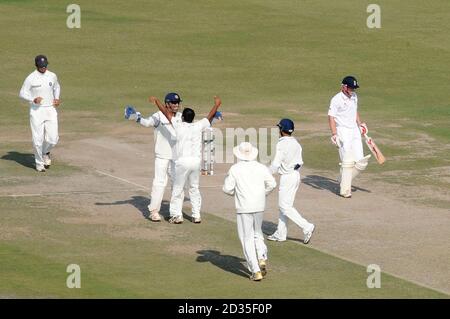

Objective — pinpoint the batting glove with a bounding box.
[359,122,368,135]
[331,134,341,147]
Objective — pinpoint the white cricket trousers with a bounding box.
[273,171,313,240]
[169,157,202,218]
[236,212,267,274]
[148,157,174,213]
[30,106,59,167]
[337,126,364,162]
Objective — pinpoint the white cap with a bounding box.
[233,142,258,161]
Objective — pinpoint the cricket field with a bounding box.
[0,0,449,299]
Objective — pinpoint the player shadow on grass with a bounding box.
[196,250,250,278]
[302,174,370,194]
[95,196,194,222]
[95,196,170,220]
[1,151,35,169]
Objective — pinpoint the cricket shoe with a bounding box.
[339,187,352,198]
[250,271,263,281]
[192,217,202,224]
[267,234,286,242]
[169,216,183,224]
[303,224,315,244]
[36,164,46,172]
[258,259,267,277]
[149,210,161,222]
[43,152,51,168]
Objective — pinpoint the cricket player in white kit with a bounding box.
[223,142,277,281]
[328,76,371,198]
[267,119,315,244]
[19,55,61,172]
[150,96,222,224]
[124,93,183,221]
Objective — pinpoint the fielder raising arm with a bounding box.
[124,93,183,223]
[149,95,222,124]
[206,96,222,123]
[149,96,172,122]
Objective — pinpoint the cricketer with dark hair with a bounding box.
[149,95,222,224]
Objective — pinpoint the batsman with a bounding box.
[328,76,371,198]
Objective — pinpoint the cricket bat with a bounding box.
[364,134,386,165]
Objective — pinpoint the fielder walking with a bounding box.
[223,142,277,281]
[328,76,371,198]
[19,55,61,172]
[124,93,183,221]
[150,96,222,224]
[267,119,315,244]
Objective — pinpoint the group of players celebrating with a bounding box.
[19,55,370,281]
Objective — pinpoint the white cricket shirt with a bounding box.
[270,136,303,175]
[172,118,210,160]
[328,91,359,129]
[19,70,60,107]
[140,111,182,160]
[223,160,277,214]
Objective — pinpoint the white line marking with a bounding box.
[1,171,222,198]
[0,189,144,198]
[96,170,223,189]
[95,170,150,191]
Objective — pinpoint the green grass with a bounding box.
[0,196,446,298]
[1,0,448,169]
[0,143,80,178]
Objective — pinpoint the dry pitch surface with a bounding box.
[1,123,448,297]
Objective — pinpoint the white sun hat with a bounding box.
[233,142,258,161]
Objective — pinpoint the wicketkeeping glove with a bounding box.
[124,105,141,122]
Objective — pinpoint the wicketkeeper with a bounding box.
[124,92,183,221]
[328,76,371,198]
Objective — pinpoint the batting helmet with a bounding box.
[277,119,294,133]
[35,55,48,68]
[342,76,359,89]
[164,92,182,104]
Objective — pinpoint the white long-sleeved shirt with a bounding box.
[139,111,182,160]
[270,136,303,175]
[19,70,60,107]
[328,91,358,129]
[172,118,210,160]
[223,160,276,214]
